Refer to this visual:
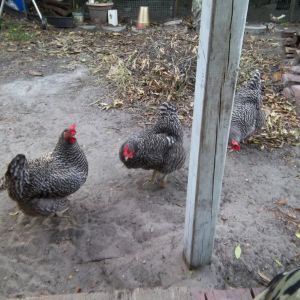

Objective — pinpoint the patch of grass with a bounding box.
[105,55,132,92]
[2,20,34,41]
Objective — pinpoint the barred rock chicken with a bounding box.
[254,267,300,300]
[119,102,186,187]
[229,69,265,151]
[1,124,88,216]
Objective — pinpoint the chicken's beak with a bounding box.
[125,156,128,161]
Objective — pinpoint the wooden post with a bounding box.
[183,0,249,268]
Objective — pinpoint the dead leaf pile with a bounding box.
[239,36,300,149]
[1,17,299,148]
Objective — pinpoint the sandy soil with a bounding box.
[0,63,299,299]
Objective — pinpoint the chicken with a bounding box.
[2,124,88,216]
[229,69,265,151]
[254,267,300,300]
[119,102,186,187]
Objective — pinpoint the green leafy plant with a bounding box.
[73,5,82,12]
[72,0,82,12]
[3,20,33,41]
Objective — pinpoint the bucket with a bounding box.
[87,2,114,24]
[13,0,26,12]
[72,12,84,24]
[136,6,149,29]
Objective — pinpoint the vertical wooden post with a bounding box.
[183,0,249,268]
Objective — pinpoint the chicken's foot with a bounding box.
[142,170,159,188]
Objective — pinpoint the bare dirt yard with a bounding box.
[0,16,299,299]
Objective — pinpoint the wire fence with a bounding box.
[113,0,176,22]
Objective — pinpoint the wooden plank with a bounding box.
[9,292,111,300]
[132,287,192,300]
[250,287,265,298]
[204,288,251,300]
[8,287,263,300]
[183,0,249,268]
[8,287,193,300]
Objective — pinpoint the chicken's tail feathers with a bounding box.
[4,154,28,199]
[159,102,178,116]
[247,69,261,91]
[5,154,28,190]
[6,154,27,176]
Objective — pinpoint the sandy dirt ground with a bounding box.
[0,61,299,299]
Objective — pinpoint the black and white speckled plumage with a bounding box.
[4,127,88,216]
[229,70,265,143]
[254,267,300,300]
[119,102,186,175]
[0,176,6,191]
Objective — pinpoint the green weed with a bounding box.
[2,20,34,41]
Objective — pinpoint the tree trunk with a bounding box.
[192,0,202,30]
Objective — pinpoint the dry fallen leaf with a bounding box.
[8,211,20,216]
[274,258,283,267]
[235,244,242,259]
[287,211,297,220]
[28,70,43,76]
[258,271,271,285]
[272,71,282,82]
[113,99,123,108]
[99,102,112,110]
[274,198,288,205]
[7,47,18,52]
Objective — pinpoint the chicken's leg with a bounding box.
[151,170,158,183]
[159,174,168,188]
[18,198,70,217]
[142,170,159,188]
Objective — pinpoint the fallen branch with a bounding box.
[77,256,119,264]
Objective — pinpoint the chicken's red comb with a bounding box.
[231,139,240,151]
[69,124,76,131]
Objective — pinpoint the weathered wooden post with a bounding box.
[183,0,249,268]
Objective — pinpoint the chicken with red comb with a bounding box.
[229,70,265,151]
[119,102,186,187]
[0,123,88,216]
